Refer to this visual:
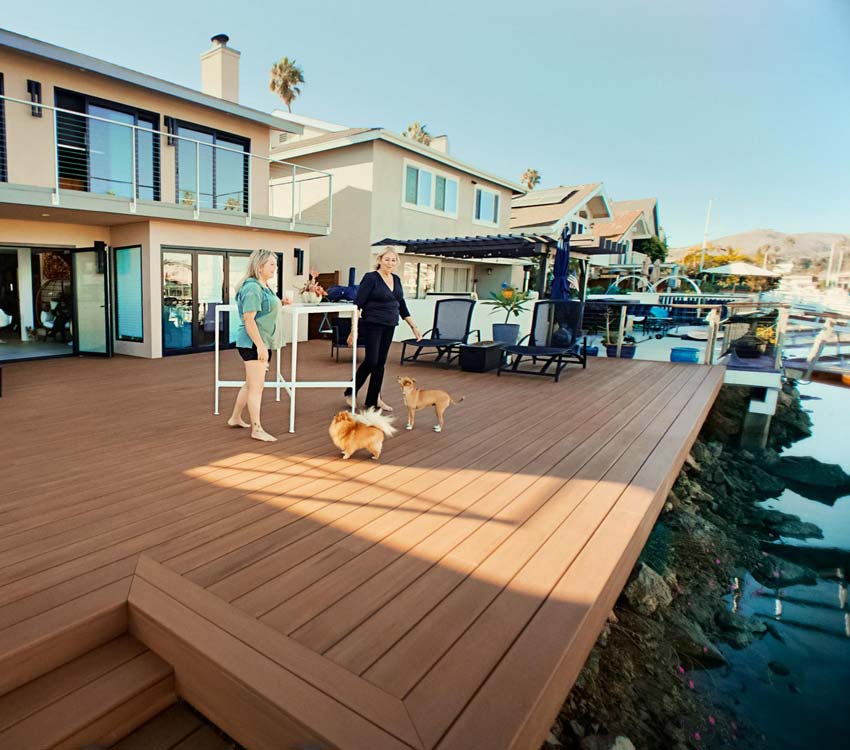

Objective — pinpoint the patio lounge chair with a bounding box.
[400,298,478,367]
[330,317,366,361]
[498,299,586,382]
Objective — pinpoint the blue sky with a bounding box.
[3,0,848,246]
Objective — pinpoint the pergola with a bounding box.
[372,230,613,299]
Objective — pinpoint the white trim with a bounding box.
[273,129,524,193]
[473,186,500,228]
[401,158,459,218]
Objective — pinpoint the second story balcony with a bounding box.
[0,94,332,234]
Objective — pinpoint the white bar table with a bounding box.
[279,302,358,432]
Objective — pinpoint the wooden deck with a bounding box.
[0,344,724,750]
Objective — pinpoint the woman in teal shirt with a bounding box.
[227,249,285,442]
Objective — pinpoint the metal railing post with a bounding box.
[194,141,200,219]
[290,163,297,228]
[327,173,333,233]
[52,109,60,205]
[246,155,252,224]
[130,126,137,213]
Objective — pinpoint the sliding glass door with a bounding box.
[162,249,256,354]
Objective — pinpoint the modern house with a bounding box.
[0,29,327,360]
[268,116,526,302]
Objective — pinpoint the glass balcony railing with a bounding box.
[0,93,332,232]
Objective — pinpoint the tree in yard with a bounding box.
[402,121,432,146]
[269,57,305,112]
[520,168,540,191]
[632,235,669,263]
[679,245,753,274]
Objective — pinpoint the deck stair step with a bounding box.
[109,702,236,750]
[0,634,175,749]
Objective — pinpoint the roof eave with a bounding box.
[0,28,303,134]
[272,128,524,193]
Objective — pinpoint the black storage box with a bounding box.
[459,342,503,372]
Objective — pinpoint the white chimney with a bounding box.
[430,135,449,153]
[201,34,240,103]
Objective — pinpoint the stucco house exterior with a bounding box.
[268,117,526,302]
[0,29,325,360]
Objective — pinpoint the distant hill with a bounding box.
[670,230,850,270]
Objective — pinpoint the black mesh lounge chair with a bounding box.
[330,317,366,361]
[498,300,586,382]
[400,298,479,366]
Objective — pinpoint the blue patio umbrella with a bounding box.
[550,223,572,300]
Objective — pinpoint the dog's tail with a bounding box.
[354,408,397,437]
[450,395,465,405]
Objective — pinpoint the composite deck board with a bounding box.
[273,364,670,643]
[0,346,722,750]
[217,366,651,614]
[311,364,684,664]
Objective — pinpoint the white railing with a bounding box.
[0,94,332,230]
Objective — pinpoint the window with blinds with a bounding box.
[115,246,144,341]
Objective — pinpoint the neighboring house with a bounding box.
[610,198,663,242]
[510,183,613,237]
[588,208,650,266]
[0,29,327,359]
[268,116,525,301]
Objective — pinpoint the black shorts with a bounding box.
[237,345,274,362]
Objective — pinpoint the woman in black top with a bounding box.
[345,249,422,410]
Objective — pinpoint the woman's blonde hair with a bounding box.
[238,249,277,291]
[375,248,398,270]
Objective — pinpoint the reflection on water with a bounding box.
[710,382,850,749]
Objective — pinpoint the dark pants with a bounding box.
[346,321,395,408]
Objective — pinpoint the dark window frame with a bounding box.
[27,80,42,117]
[159,245,259,355]
[0,73,7,182]
[171,118,251,213]
[54,87,161,201]
[113,244,145,343]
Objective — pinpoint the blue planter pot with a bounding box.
[605,344,636,359]
[670,347,700,363]
[492,323,521,345]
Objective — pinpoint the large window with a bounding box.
[440,265,471,294]
[403,162,458,216]
[175,123,249,212]
[114,246,143,342]
[55,89,159,200]
[474,187,500,226]
[0,73,7,182]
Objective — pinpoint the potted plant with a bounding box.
[299,268,328,303]
[601,306,637,358]
[482,283,530,344]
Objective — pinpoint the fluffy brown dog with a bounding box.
[397,375,463,432]
[328,409,397,460]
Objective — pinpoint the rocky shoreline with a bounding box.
[543,382,850,750]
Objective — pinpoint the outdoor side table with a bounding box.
[459,341,503,372]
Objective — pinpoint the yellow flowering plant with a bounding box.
[482,284,531,323]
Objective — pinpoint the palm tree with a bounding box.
[403,121,432,146]
[269,57,305,112]
[521,168,540,191]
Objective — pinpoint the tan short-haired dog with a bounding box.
[397,375,463,433]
